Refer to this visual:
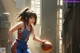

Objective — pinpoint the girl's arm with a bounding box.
[8,22,23,44]
[31,27,45,43]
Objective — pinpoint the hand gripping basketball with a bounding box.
[41,41,52,52]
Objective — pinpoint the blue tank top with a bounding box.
[17,22,32,43]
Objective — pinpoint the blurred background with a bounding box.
[0,0,80,53]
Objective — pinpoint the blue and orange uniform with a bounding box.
[11,22,32,53]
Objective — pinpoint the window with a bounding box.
[57,0,63,53]
[31,0,41,24]
[31,0,41,36]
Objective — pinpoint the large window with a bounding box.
[31,0,41,24]
[31,0,41,36]
[57,0,63,53]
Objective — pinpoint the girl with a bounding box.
[8,7,44,53]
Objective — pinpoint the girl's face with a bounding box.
[29,16,35,24]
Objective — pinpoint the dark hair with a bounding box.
[17,7,37,25]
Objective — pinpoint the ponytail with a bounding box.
[16,7,29,21]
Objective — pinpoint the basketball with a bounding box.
[41,41,52,52]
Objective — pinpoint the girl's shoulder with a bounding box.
[17,21,24,26]
[9,21,24,32]
[15,21,24,29]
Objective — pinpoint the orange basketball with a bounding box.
[41,41,52,52]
